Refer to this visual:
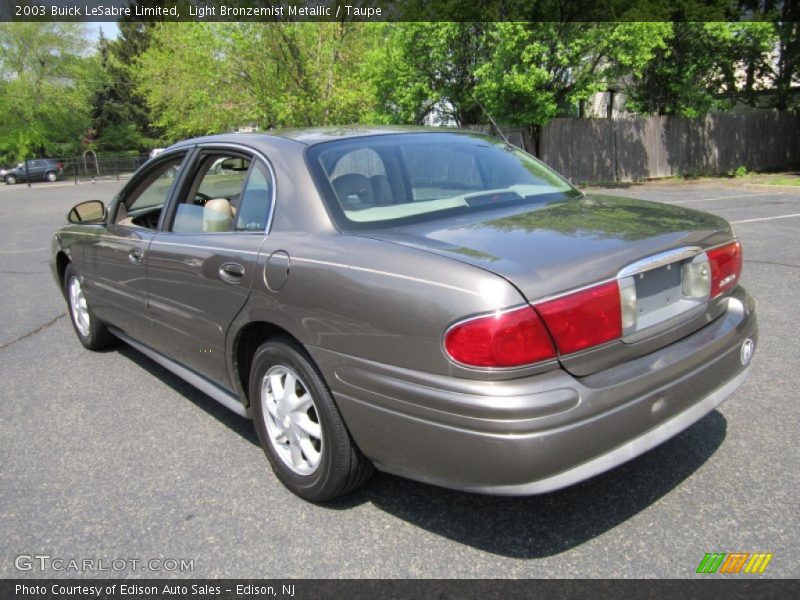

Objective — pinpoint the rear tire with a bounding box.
[250,337,373,502]
[5,174,16,185]
[64,264,115,350]
[45,171,57,182]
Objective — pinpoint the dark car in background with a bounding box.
[4,158,63,184]
[51,128,757,502]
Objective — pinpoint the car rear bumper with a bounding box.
[308,286,757,495]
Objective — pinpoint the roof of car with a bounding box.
[169,126,482,150]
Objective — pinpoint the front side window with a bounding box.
[115,155,185,229]
[308,133,579,229]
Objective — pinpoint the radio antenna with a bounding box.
[475,99,511,146]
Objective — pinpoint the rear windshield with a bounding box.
[306,132,580,229]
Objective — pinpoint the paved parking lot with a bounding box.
[0,178,798,578]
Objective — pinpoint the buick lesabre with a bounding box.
[51,128,757,501]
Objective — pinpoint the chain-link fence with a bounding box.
[2,154,154,186]
[56,153,151,183]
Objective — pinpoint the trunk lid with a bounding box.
[358,194,735,375]
[358,195,733,301]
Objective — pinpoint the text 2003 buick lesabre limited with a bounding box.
[52,128,757,502]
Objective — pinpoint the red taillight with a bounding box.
[708,241,742,298]
[444,306,556,367]
[535,281,622,354]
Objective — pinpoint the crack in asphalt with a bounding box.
[744,258,800,269]
[0,247,50,255]
[0,313,67,350]
[0,270,50,275]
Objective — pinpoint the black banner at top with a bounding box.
[0,0,792,23]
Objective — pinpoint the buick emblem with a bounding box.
[740,339,754,365]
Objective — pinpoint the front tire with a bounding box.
[45,171,57,182]
[250,337,373,502]
[64,264,115,350]
[5,174,16,185]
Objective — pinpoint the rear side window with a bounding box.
[236,162,273,232]
[169,153,273,234]
[171,153,251,233]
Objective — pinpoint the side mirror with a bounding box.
[68,200,106,224]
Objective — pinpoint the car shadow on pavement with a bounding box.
[116,344,260,447]
[115,343,726,559]
[326,410,727,559]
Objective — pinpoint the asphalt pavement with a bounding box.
[0,177,797,578]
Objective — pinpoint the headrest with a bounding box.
[203,198,233,232]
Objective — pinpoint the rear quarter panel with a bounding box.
[230,232,529,378]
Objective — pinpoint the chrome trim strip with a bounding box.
[529,276,618,305]
[291,256,481,296]
[375,365,751,496]
[617,246,702,278]
[149,239,260,255]
[64,231,150,242]
[529,245,713,306]
[63,231,261,255]
[109,327,251,418]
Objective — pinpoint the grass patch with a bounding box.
[757,176,800,186]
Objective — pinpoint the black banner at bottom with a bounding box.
[3,579,799,600]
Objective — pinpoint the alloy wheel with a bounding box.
[260,365,323,475]
[68,276,90,337]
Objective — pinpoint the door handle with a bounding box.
[219,262,245,284]
[128,248,144,264]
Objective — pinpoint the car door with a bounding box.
[31,159,48,181]
[146,147,275,388]
[22,160,40,182]
[81,151,191,346]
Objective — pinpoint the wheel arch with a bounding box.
[55,251,71,297]
[231,320,307,408]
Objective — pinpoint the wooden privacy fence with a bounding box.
[476,111,800,185]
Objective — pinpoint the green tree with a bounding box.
[134,23,238,139]
[624,22,778,116]
[473,22,668,153]
[227,21,376,127]
[0,23,96,162]
[772,2,800,110]
[92,22,160,152]
[134,22,378,140]
[367,22,491,125]
[476,23,668,123]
